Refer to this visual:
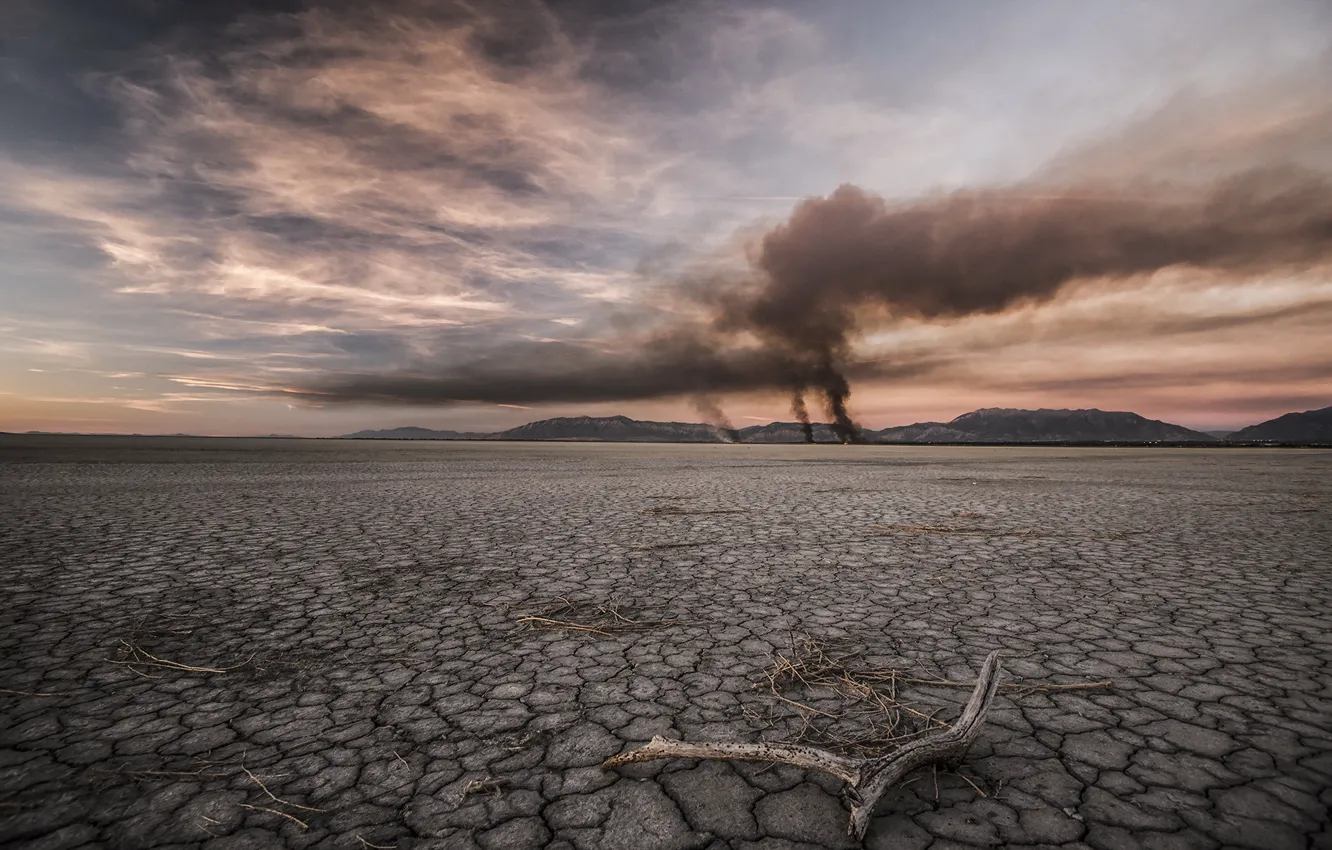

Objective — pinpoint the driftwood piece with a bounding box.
[603,649,1003,840]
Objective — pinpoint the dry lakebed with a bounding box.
[1,437,1329,849]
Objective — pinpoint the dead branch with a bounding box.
[604,650,1003,841]
[603,738,861,784]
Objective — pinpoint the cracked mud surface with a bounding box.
[2,436,1329,850]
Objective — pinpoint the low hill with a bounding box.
[342,426,474,440]
[870,408,1214,443]
[496,415,726,442]
[874,422,970,442]
[1228,406,1332,443]
[737,422,842,443]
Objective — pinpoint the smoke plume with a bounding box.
[693,396,740,442]
[706,166,1332,438]
[789,387,814,443]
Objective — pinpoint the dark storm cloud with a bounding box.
[302,336,946,406]
[0,0,317,161]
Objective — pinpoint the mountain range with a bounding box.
[340,405,1332,444]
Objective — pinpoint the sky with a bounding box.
[2,0,1330,436]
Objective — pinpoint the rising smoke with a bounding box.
[303,166,1332,434]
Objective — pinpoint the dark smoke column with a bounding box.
[814,359,860,443]
[790,388,815,443]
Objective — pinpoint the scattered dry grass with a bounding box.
[744,633,944,756]
[462,777,509,796]
[632,541,718,550]
[0,688,61,697]
[747,633,1111,756]
[873,522,1152,541]
[109,638,253,677]
[642,506,745,516]
[872,523,1040,538]
[874,523,996,535]
[516,597,680,636]
[83,756,339,834]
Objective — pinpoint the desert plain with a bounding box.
[1,437,1328,849]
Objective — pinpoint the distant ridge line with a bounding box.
[336,405,1330,445]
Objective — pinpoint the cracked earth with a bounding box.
[1,437,1329,850]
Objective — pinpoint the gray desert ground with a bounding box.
[1,437,1329,850]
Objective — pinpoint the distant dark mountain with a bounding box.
[874,421,970,442]
[1203,430,1235,440]
[1228,406,1332,443]
[870,408,1215,443]
[496,415,726,442]
[342,426,474,440]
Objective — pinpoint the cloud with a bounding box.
[3,0,1332,435]
[5,2,712,338]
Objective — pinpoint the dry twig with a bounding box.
[239,804,308,830]
[242,766,326,813]
[111,639,252,675]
